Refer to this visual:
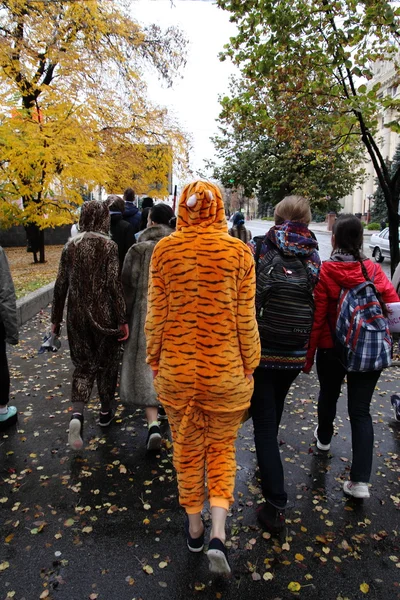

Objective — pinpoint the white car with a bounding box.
[368,227,399,262]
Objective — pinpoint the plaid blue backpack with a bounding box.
[335,278,392,372]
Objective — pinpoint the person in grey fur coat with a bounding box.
[120,203,174,451]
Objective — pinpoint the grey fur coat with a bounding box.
[120,224,173,407]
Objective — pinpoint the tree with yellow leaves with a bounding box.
[0,0,188,261]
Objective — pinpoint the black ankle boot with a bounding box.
[257,501,285,534]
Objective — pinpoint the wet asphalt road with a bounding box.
[0,260,399,600]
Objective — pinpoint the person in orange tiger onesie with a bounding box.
[145,180,260,575]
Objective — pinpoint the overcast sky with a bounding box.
[133,1,238,178]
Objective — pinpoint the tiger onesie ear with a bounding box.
[186,190,213,207]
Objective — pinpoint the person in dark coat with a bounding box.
[107,195,136,270]
[0,246,19,431]
[24,222,43,263]
[123,188,141,233]
[141,197,154,209]
[228,212,252,243]
[51,200,128,450]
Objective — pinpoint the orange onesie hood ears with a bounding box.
[177,180,227,231]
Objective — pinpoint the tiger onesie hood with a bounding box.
[175,179,227,232]
[145,180,260,413]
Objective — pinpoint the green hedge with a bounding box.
[366,222,381,230]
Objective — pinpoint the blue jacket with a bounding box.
[123,202,141,233]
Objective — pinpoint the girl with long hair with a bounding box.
[304,214,399,498]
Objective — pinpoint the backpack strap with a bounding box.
[254,235,264,271]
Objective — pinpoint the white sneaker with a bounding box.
[343,480,370,499]
[68,414,84,450]
[314,426,330,451]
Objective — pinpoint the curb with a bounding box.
[309,228,373,237]
[16,281,54,327]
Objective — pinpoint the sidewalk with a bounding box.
[1,307,399,600]
[263,220,375,236]
[309,222,375,236]
[253,220,375,236]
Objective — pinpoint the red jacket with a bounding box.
[305,258,399,371]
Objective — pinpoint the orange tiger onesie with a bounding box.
[145,181,260,514]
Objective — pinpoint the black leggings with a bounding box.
[316,349,381,483]
[251,367,300,509]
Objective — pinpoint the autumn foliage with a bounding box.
[0,0,188,233]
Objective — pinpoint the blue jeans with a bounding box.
[251,367,300,509]
[316,349,381,483]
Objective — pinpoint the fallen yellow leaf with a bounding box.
[64,518,74,527]
[143,565,153,575]
[295,553,304,561]
[194,583,205,591]
[360,583,369,594]
[288,581,301,592]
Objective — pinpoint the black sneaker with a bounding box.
[68,413,84,450]
[146,424,162,451]
[0,406,18,431]
[257,501,285,534]
[207,538,231,575]
[158,406,168,421]
[99,409,115,427]
[184,516,205,553]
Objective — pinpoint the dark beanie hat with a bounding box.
[233,212,245,227]
[142,197,154,209]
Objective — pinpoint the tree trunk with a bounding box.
[387,198,399,278]
[39,229,45,263]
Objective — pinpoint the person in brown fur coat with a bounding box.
[51,200,128,450]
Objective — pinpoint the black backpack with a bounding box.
[255,241,315,350]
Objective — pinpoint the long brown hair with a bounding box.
[332,214,388,316]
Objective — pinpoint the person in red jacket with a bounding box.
[304,214,399,499]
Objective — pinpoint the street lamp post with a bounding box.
[366,194,374,224]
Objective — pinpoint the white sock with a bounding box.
[0,406,8,415]
[148,420,159,429]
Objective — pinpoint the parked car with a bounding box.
[368,227,400,262]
